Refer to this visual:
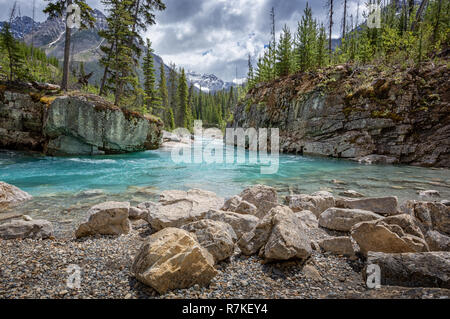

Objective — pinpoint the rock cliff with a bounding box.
[229,61,449,167]
[0,83,162,155]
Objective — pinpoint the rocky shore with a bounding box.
[0,182,449,299]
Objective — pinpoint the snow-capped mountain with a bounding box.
[187,71,242,93]
[0,16,40,39]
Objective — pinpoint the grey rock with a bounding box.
[75,201,131,238]
[351,215,429,256]
[286,192,335,217]
[238,185,278,219]
[182,219,237,263]
[146,189,224,231]
[335,197,399,216]
[0,181,32,205]
[319,237,355,256]
[238,206,312,261]
[202,209,259,239]
[0,219,53,239]
[319,208,383,232]
[366,251,450,289]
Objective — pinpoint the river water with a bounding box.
[1,144,449,235]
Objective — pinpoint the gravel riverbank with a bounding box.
[1,220,449,299]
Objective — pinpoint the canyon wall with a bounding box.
[229,62,449,167]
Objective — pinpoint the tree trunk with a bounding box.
[432,0,442,42]
[342,0,347,40]
[411,0,429,31]
[99,49,112,96]
[61,25,72,90]
[61,0,73,91]
[329,0,334,61]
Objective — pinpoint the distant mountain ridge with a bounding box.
[0,9,237,92]
[186,71,238,93]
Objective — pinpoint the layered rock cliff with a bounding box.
[0,83,163,156]
[229,61,449,167]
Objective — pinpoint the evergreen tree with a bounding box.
[168,63,179,121]
[99,0,136,106]
[167,107,175,130]
[158,63,170,125]
[295,3,317,71]
[177,69,192,129]
[247,54,254,88]
[276,25,294,76]
[0,22,25,81]
[316,23,328,68]
[44,0,95,91]
[142,39,160,113]
[99,0,165,96]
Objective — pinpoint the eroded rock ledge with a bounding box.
[229,61,449,168]
[0,83,163,156]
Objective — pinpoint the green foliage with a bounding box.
[250,0,450,90]
[294,3,318,71]
[0,30,61,83]
[142,39,161,113]
[177,68,192,129]
[0,22,25,81]
[276,25,294,76]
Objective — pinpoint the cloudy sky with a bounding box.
[0,0,365,81]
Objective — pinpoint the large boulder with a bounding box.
[221,195,258,216]
[43,94,162,156]
[319,208,383,232]
[75,201,131,238]
[318,237,355,256]
[237,185,278,218]
[402,201,450,236]
[366,251,450,289]
[0,182,32,205]
[286,191,335,217]
[145,189,224,231]
[131,228,218,294]
[0,219,53,240]
[351,215,429,256]
[202,210,259,239]
[182,219,237,263]
[425,230,450,252]
[295,210,319,228]
[238,206,312,261]
[336,197,399,216]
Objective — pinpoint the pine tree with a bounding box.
[327,0,334,62]
[276,25,294,76]
[158,63,170,124]
[0,22,25,81]
[295,3,317,71]
[168,63,179,122]
[316,23,328,68]
[99,0,165,96]
[247,54,254,88]
[167,107,175,130]
[177,69,192,129]
[99,0,136,106]
[43,0,95,91]
[142,39,160,113]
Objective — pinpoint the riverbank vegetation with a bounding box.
[248,0,449,89]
